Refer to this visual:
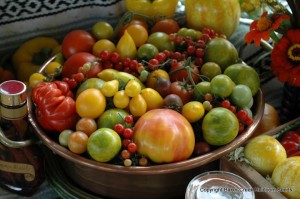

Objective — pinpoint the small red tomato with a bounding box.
[193,141,211,156]
[169,61,200,84]
[62,30,96,58]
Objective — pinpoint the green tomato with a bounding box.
[210,74,235,98]
[59,129,73,147]
[230,84,253,108]
[137,43,159,61]
[147,32,175,52]
[92,21,114,40]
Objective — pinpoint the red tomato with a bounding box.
[62,52,96,78]
[151,18,180,35]
[62,30,96,58]
[133,109,195,163]
[169,81,193,104]
[169,61,200,84]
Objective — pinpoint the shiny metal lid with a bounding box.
[0,80,27,107]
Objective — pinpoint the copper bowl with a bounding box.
[28,63,264,199]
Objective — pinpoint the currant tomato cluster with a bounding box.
[113,115,148,166]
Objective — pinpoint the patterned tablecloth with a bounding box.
[0,1,283,198]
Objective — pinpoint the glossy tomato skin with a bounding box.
[133,109,195,163]
[62,30,96,58]
[62,52,96,78]
[169,81,193,104]
[169,61,200,84]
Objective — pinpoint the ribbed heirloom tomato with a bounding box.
[133,109,195,163]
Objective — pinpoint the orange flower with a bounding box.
[271,29,300,86]
[244,12,290,46]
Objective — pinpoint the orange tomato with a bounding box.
[75,118,97,136]
[68,131,89,154]
[146,69,170,88]
[126,24,148,47]
[151,19,180,35]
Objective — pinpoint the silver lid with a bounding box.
[0,80,27,107]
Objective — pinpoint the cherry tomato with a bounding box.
[169,81,193,104]
[62,52,96,78]
[75,118,97,136]
[68,131,89,154]
[62,30,96,58]
[100,79,119,97]
[125,79,142,97]
[129,94,147,117]
[113,90,130,109]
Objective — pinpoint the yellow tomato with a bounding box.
[92,39,116,56]
[272,156,300,199]
[29,73,45,88]
[44,61,62,75]
[113,90,130,109]
[126,24,148,47]
[116,30,136,59]
[129,94,147,117]
[125,79,142,97]
[146,69,170,88]
[182,101,205,123]
[244,135,287,177]
[140,88,163,111]
[101,79,119,97]
[76,88,106,119]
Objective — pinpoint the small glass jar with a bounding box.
[185,171,255,199]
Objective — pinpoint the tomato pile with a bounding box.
[30,13,261,167]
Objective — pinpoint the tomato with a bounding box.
[147,32,175,52]
[193,141,211,156]
[62,30,96,58]
[133,109,195,163]
[91,21,114,40]
[181,101,205,123]
[97,108,132,129]
[92,39,116,57]
[244,135,287,177]
[100,79,119,97]
[29,73,46,88]
[200,62,222,80]
[125,79,142,97]
[62,52,96,78]
[146,69,170,88]
[169,81,193,104]
[210,74,235,98]
[151,19,180,35]
[59,129,73,147]
[137,43,159,61]
[113,90,130,109]
[76,118,97,136]
[169,61,200,84]
[193,81,211,101]
[87,128,122,162]
[116,30,137,59]
[154,77,171,97]
[204,37,239,71]
[76,88,106,119]
[224,63,260,96]
[140,88,164,111]
[76,78,105,97]
[163,94,183,112]
[118,19,149,38]
[272,157,300,199]
[129,94,147,117]
[68,131,89,154]
[230,84,253,108]
[202,107,239,146]
[44,61,62,75]
[126,24,148,47]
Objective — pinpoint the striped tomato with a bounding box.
[185,0,241,37]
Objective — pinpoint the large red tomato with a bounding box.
[61,30,96,58]
[62,52,97,78]
[133,109,195,163]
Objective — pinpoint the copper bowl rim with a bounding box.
[28,56,265,175]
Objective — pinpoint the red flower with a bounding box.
[244,12,290,46]
[271,29,300,86]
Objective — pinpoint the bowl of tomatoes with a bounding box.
[27,18,264,199]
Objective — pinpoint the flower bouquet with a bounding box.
[244,0,300,123]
